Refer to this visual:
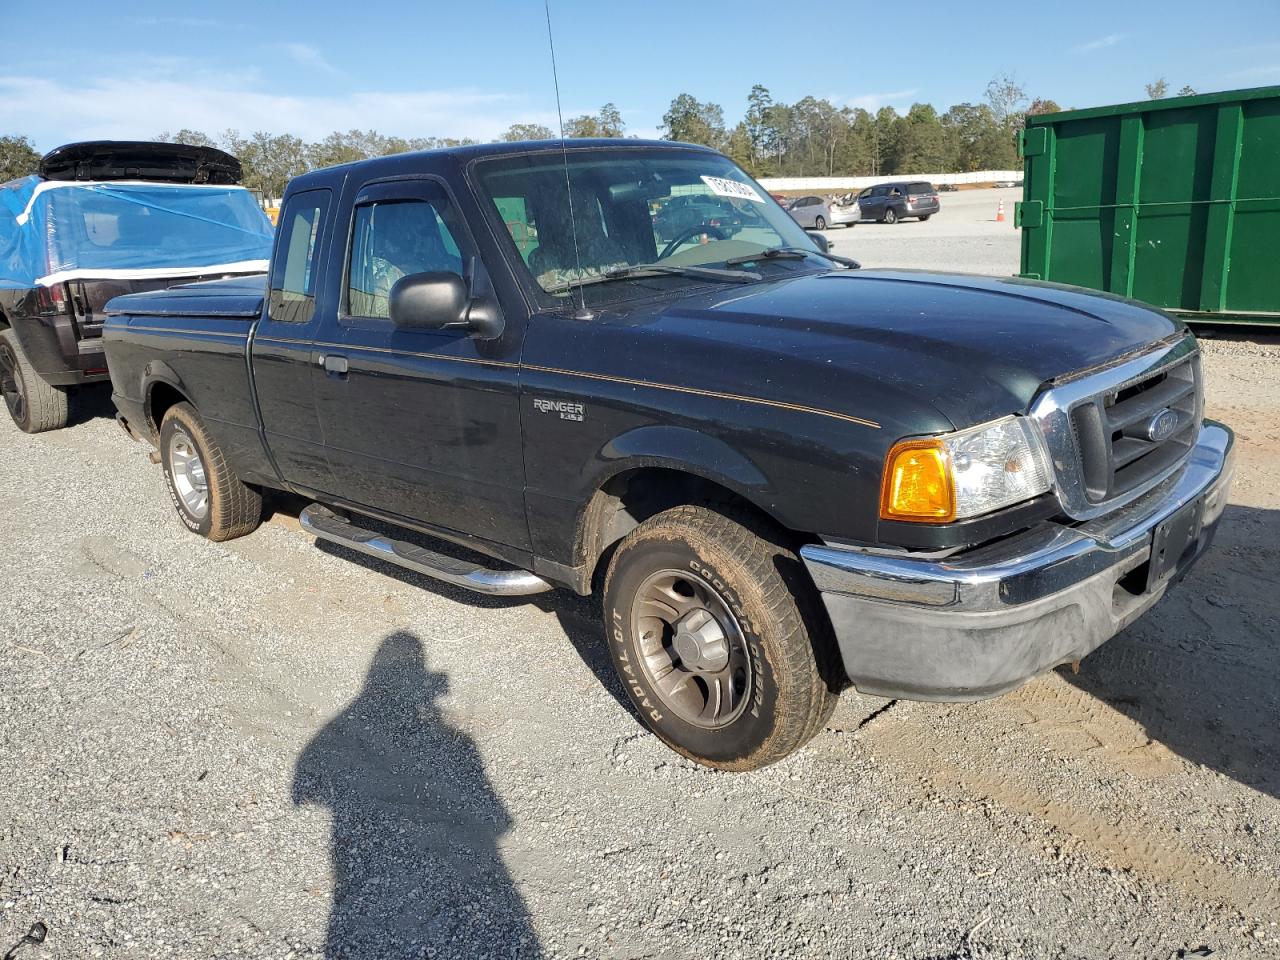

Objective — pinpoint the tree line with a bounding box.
[0,74,1201,196]
[663,74,1059,179]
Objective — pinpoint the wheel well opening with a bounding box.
[147,382,188,436]
[578,468,795,590]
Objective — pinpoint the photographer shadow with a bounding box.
[293,631,540,959]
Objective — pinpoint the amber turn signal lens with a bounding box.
[880,439,956,522]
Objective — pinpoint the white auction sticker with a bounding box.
[700,176,764,203]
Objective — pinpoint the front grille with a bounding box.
[1068,352,1200,502]
[1029,335,1203,521]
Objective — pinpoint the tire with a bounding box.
[159,402,262,542]
[918,214,932,222]
[813,215,826,230]
[0,329,69,433]
[883,207,898,225]
[602,505,839,771]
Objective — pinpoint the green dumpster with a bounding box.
[1017,85,1280,327]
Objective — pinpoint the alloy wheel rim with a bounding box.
[630,568,753,729]
[0,343,26,423]
[169,429,210,519]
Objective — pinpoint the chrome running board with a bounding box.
[299,503,552,597]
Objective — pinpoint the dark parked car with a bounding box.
[103,139,1232,770]
[856,180,940,224]
[0,141,274,432]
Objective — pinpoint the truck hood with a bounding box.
[650,268,1183,430]
[104,274,266,318]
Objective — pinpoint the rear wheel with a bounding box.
[883,207,898,225]
[602,505,838,771]
[918,214,932,222]
[813,215,827,230]
[160,402,262,541]
[0,329,69,433]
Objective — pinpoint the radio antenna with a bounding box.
[543,0,588,316]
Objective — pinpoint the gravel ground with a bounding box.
[2,261,1279,956]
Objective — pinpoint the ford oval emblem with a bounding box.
[1144,407,1179,442]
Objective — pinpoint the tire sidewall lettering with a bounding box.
[161,415,210,537]
[605,541,777,757]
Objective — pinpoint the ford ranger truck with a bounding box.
[0,141,274,432]
[101,140,1234,771]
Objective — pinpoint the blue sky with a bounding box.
[2,0,1278,150]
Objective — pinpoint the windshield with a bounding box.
[474,148,828,303]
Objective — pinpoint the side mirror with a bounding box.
[388,272,468,330]
[386,272,506,340]
[811,233,831,253]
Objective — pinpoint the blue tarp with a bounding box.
[0,176,274,289]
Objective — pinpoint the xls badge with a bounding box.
[533,397,585,422]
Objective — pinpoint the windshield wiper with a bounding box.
[546,262,761,294]
[724,246,861,268]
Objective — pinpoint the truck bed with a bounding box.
[103,276,272,485]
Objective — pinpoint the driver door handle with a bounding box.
[318,354,349,377]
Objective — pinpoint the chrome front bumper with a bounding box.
[800,422,1235,701]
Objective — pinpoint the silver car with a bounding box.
[785,195,859,230]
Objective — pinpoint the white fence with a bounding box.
[757,171,1022,192]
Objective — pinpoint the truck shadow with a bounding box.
[68,382,116,427]
[292,630,540,959]
[1061,504,1280,799]
[260,491,634,720]
[308,534,635,719]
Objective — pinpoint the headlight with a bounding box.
[880,416,1052,523]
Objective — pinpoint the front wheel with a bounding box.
[602,505,838,771]
[160,402,262,541]
[883,207,898,225]
[0,329,69,433]
[813,215,826,230]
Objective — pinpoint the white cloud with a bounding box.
[277,42,340,76]
[1073,33,1122,54]
[0,63,563,147]
[839,89,919,112]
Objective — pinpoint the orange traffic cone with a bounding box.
[996,198,1006,222]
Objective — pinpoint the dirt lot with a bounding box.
[1,213,1278,957]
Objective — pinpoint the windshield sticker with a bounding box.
[700,176,764,203]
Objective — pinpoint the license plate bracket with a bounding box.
[1146,496,1205,591]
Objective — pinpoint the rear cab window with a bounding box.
[907,182,934,196]
[269,189,331,324]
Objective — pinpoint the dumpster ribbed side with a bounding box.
[1018,85,1280,326]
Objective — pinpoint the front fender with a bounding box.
[593,424,772,500]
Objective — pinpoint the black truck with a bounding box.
[102,140,1234,770]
